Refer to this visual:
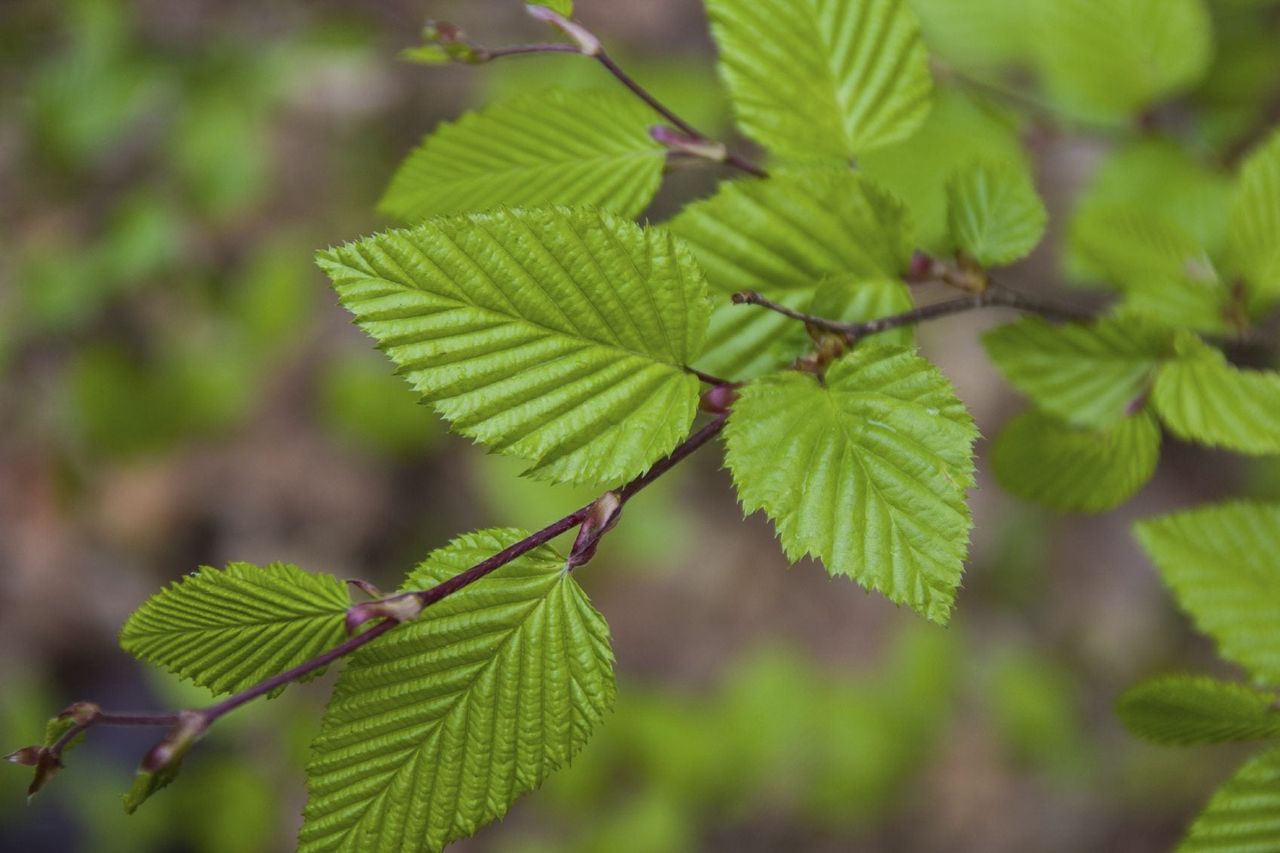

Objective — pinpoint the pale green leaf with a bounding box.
[861,88,1026,252]
[992,408,1159,513]
[1153,335,1280,456]
[379,90,665,223]
[1033,0,1214,122]
[667,169,911,378]
[982,315,1172,430]
[123,766,181,815]
[1066,140,1231,281]
[1118,675,1280,745]
[299,529,615,853]
[1229,128,1280,306]
[1067,201,1231,332]
[724,345,977,623]
[119,562,351,696]
[531,0,573,16]
[946,159,1047,266]
[1180,747,1280,853]
[319,207,710,487]
[706,0,933,161]
[1135,501,1280,683]
[908,0,1030,69]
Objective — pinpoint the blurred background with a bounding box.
[2,0,1279,850]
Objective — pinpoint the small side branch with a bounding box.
[20,414,730,789]
[436,8,767,177]
[733,284,1096,344]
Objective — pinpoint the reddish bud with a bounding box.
[567,492,623,569]
[700,384,737,415]
[344,596,424,634]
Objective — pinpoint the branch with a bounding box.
[18,413,730,788]
[732,283,1096,344]
[452,8,767,177]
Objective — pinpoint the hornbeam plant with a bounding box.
[8,0,1280,850]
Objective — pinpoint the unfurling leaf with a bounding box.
[300,529,615,853]
[1118,675,1280,745]
[668,169,911,378]
[992,409,1159,513]
[319,207,711,487]
[379,90,665,223]
[706,0,933,161]
[946,159,1047,266]
[982,315,1171,429]
[1135,501,1280,684]
[119,562,351,696]
[1152,334,1280,455]
[724,345,977,623]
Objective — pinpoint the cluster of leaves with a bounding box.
[1119,503,1280,851]
[8,0,1280,850]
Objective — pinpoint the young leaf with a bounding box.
[1180,747,1280,852]
[379,90,665,223]
[982,315,1171,430]
[667,169,911,378]
[1153,335,1280,455]
[1118,675,1280,745]
[1229,128,1280,306]
[1135,502,1280,683]
[1033,0,1214,122]
[723,344,977,624]
[1066,140,1230,282]
[706,0,933,161]
[300,529,615,853]
[992,409,1159,513]
[860,88,1027,253]
[119,562,351,696]
[319,207,711,487]
[946,159,1048,266]
[1068,203,1230,332]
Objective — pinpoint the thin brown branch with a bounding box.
[732,284,1096,343]
[466,19,767,178]
[31,414,730,781]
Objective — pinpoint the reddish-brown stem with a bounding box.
[732,284,1096,342]
[472,39,767,177]
[33,413,730,770]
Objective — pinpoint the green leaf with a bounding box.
[119,562,351,697]
[1032,0,1214,122]
[299,528,615,853]
[723,345,977,623]
[1067,202,1230,332]
[946,159,1048,266]
[1135,501,1280,683]
[1180,747,1280,852]
[531,0,573,16]
[1229,128,1280,306]
[379,90,665,223]
[908,0,1031,70]
[706,0,933,161]
[982,315,1171,430]
[124,766,181,815]
[1066,140,1231,280]
[861,88,1027,252]
[992,408,1160,513]
[667,169,911,378]
[1153,335,1280,455]
[1118,675,1280,745]
[319,207,710,486]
